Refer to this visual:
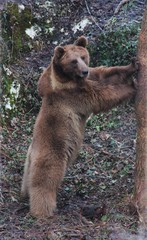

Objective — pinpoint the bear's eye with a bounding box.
[71,59,77,64]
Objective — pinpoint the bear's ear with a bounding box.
[74,36,88,48]
[54,46,65,59]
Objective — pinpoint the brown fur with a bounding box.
[21,36,138,218]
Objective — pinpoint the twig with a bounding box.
[84,0,104,32]
[1,150,12,160]
[114,0,132,14]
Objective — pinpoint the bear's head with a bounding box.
[52,36,90,85]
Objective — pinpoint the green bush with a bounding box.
[1,65,40,125]
[88,23,141,67]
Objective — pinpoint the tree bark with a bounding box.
[134,5,147,226]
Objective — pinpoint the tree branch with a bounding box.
[114,0,132,15]
[84,0,104,32]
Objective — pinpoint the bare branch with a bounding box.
[114,0,132,15]
[84,0,104,32]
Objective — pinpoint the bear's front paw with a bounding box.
[131,57,140,71]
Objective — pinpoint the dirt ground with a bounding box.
[1,0,147,239]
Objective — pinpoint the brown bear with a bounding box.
[21,36,138,218]
[38,36,138,97]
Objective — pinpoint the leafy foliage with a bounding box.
[88,23,141,67]
[1,64,40,124]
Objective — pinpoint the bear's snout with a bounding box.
[77,68,89,78]
[82,70,89,77]
[78,69,89,78]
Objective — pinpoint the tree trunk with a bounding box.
[134,5,147,225]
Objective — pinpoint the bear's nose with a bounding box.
[82,71,88,77]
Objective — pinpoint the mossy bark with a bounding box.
[2,3,32,59]
[134,6,147,226]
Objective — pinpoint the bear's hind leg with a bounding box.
[30,187,57,218]
[29,161,66,218]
